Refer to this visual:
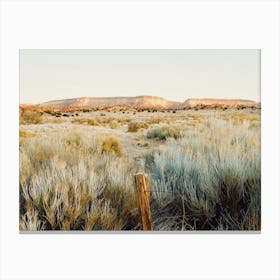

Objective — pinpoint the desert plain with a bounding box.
[19,96,261,231]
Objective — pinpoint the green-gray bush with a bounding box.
[147,126,181,140]
[145,122,261,231]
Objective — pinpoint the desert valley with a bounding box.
[19,96,261,231]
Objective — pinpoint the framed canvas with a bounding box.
[1,0,280,279]
[18,48,261,232]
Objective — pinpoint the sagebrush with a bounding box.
[19,110,261,230]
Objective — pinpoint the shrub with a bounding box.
[72,119,85,124]
[72,119,99,126]
[102,137,122,157]
[51,118,64,124]
[145,120,261,231]
[19,130,36,147]
[136,142,149,147]
[19,111,261,231]
[19,132,138,230]
[127,122,149,132]
[109,120,119,129]
[87,119,100,126]
[148,118,161,125]
[19,209,45,231]
[147,126,181,140]
[20,130,36,138]
[20,111,43,124]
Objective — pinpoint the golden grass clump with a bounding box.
[118,118,130,126]
[249,121,261,130]
[109,120,119,129]
[20,130,36,138]
[101,137,122,157]
[72,118,100,126]
[231,113,260,126]
[20,111,43,124]
[72,119,86,124]
[87,119,100,126]
[148,118,161,125]
[127,121,149,132]
[19,130,36,147]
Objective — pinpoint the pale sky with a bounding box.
[20,49,260,104]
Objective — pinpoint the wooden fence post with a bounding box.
[135,173,153,231]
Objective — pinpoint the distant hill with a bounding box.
[20,96,260,111]
[181,98,260,109]
[38,96,180,109]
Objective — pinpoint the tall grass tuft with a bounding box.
[145,119,260,230]
[19,132,138,230]
[102,137,122,157]
[20,111,43,124]
[127,122,149,132]
[147,126,181,140]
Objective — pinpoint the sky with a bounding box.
[20,49,260,104]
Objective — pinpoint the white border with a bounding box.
[1,1,279,280]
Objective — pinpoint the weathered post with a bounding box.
[135,173,153,231]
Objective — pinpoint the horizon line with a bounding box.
[20,95,260,105]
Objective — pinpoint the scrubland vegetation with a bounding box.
[19,108,261,231]
[20,110,43,124]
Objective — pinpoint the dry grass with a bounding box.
[19,130,36,147]
[87,119,100,126]
[20,111,43,124]
[19,132,138,230]
[148,118,162,125]
[146,118,260,230]
[147,125,181,140]
[127,121,149,132]
[20,130,36,138]
[109,120,119,129]
[19,108,261,231]
[72,118,100,126]
[101,137,122,157]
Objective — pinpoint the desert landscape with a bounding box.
[19,96,261,231]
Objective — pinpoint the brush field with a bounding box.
[19,108,261,231]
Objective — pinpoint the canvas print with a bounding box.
[19,49,261,231]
